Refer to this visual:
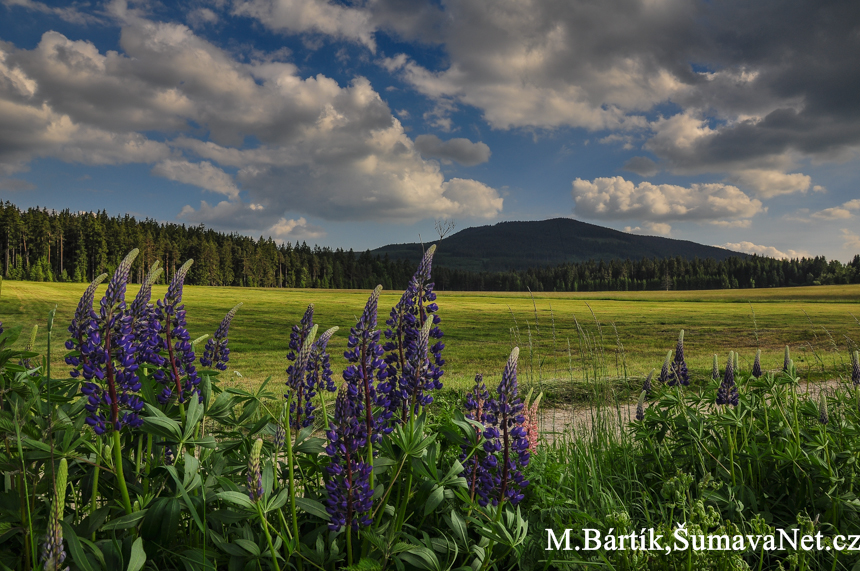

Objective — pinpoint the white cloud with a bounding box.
[2,0,102,25]
[414,134,491,165]
[572,176,763,224]
[807,199,860,221]
[269,217,327,240]
[624,221,671,235]
[727,169,811,199]
[152,160,240,199]
[842,229,860,252]
[187,8,219,28]
[720,241,807,260]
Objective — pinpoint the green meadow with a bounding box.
[2,279,859,397]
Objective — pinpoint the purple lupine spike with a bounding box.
[642,369,654,395]
[65,272,108,376]
[164,445,175,466]
[849,350,860,388]
[669,330,689,386]
[129,262,162,319]
[324,386,373,531]
[461,373,490,501]
[658,350,673,384]
[476,348,530,507]
[286,304,315,364]
[343,286,390,443]
[152,260,199,404]
[285,324,318,430]
[752,349,763,378]
[201,303,243,370]
[635,390,647,421]
[716,352,739,407]
[247,438,265,502]
[289,325,339,429]
[74,250,145,434]
[381,245,444,424]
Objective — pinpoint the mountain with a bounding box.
[371,218,744,272]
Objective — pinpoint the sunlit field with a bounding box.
[3,279,859,397]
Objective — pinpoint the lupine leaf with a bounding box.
[60,520,98,571]
[295,497,329,520]
[102,510,148,531]
[127,537,146,571]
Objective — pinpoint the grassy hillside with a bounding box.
[3,280,858,396]
[372,218,745,271]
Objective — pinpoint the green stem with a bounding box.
[727,427,736,487]
[112,431,133,515]
[143,435,153,495]
[257,502,280,571]
[284,396,300,569]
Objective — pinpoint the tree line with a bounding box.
[2,202,859,292]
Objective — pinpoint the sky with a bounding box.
[1,0,859,261]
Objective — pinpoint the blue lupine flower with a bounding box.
[851,350,859,387]
[288,325,339,429]
[476,348,530,507]
[77,250,145,434]
[461,373,490,501]
[201,303,242,370]
[752,349,763,378]
[669,330,689,387]
[286,304,315,367]
[658,350,673,384]
[343,286,390,443]
[324,387,373,531]
[65,272,108,375]
[642,369,654,395]
[285,324,318,429]
[381,246,444,423]
[716,352,739,407]
[635,390,647,421]
[151,260,199,404]
[129,263,165,370]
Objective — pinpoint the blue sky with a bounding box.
[1,0,859,260]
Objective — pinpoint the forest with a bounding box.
[3,202,859,292]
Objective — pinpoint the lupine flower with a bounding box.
[711,354,720,382]
[324,386,373,531]
[520,392,541,453]
[462,374,490,501]
[635,390,647,421]
[343,286,390,443]
[716,352,739,407]
[642,369,654,395]
[164,445,175,466]
[818,392,829,425]
[77,250,145,434]
[286,304,315,371]
[381,245,444,423]
[752,349,763,378]
[285,324,318,429]
[658,350,673,384]
[201,303,242,370]
[783,345,791,373]
[41,458,68,571]
[65,273,108,375]
[129,264,164,369]
[274,424,285,450]
[476,348,530,507]
[151,260,199,404]
[247,438,265,502]
[0,321,4,335]
[851,351,860,387]
[670,330,689,386]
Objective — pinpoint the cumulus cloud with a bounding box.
[572,176,763,225]
[624,221,672,235]
[809,199,860,221]
[622,156,659,177]
[152,160,240,199]
[269,217,327,240]
[0,12,502,230]
[727,169,811,199]
[719,241,807,260]
[842,230,860,252]
[414,134,491,166]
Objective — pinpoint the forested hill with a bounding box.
[2,202,859,292]
[372,218,743,272]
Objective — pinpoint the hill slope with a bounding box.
[372,218,744,272]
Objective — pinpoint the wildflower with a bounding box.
[658,350,673,384]
[635,390,647,421]
[711,354,719,382]
[65,273,108,375]
[274,424,285,450]
[642,369,654,395]
[201,303,243,370]
[381,245,444,423]
[286,304,315,371]
[285,324,318,429]
[520,391,542,453]
[129,263,164,368]
[462,374,490,501]
[752,349,763,378]
[77,250,145,434]
[851,350,860,387]
[783,345,791,373]
[477,348,530,507]
[324,387,373,531]
[716,351,739,407]
[247,438,265,502]
[41,458,68,571]
[343,286,389,443]
[164,445,175,466]
[818,392,829,425]
[670,330,689,386]
[152,260,199,404]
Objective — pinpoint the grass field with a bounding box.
[2,279,859,399]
